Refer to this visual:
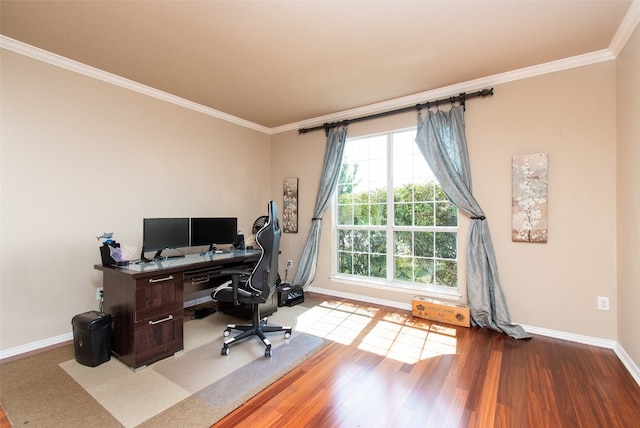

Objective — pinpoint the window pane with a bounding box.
[435,260,457,286]
[394,256,412,281]
[370,185,387,203]
[354,204,369,225]
[338,229,352,251]
[413,156,432,181]
[353,230,369,253]
[435,232,457,259]
[435,201,457,226]
[394,183,413,203]
[435,184,448,201]
[394,202,412,226]
[414,202,434,226]
[337,204,354,225]
[394,231,412,256]
[414,258,434,284]
[338,184,355,200]
[414,181,435,201]
[370,254,386,278]
[353,253,369,276]
[339,252,353,274]
[368,135,387,159]
[370,230,386,254]
[370,203,387,225]
[369,158,387,181]
[414,231,434,257]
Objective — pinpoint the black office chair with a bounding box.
[211,201,292,357]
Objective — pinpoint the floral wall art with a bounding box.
[512,153,548,243]
[283,177,298,233]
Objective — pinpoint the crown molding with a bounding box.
[0,34,622,137]
[609,0,640,56]
[0,35,271,134]
[276,48,616,135]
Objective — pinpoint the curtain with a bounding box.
[291,126,348,288]
[415,106,531,340]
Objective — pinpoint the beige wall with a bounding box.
[1,37,637,374]
[617,24,640,366]
[0,49,271,350]
[273,60,619,341]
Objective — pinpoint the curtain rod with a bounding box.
[298,88,494,134]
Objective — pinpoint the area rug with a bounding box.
[56,304,326,427]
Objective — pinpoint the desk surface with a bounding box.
[95,249,261,276]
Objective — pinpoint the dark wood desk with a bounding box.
[94,250,260,369]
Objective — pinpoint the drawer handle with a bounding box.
[187,276,210,285]
[149,315,174,325]
[149,275,174,283]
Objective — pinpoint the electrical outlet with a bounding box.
[96,287,103,301]
[287,259,293,268]
[597,296,609,311]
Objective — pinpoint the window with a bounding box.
[335,128,458,289]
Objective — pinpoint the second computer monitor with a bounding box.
[190,217,238,252]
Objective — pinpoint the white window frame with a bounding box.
[330,127,462,299]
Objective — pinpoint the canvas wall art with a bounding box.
[283,177,298,233]
[512,153,548,243]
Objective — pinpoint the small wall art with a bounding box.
[512,153,548,243]
[283,177,298,233]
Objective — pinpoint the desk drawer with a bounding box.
[133,309,183,366]
[183,264,252,297]
[135,273,183,322]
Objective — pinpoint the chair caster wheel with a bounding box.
[284,330,292,339]
[221,346,230,356]
[223,329,230,337]
[265,345,272,358]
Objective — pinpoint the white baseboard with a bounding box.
[613,342,640,386]
[519,324,618,349]
[307,285,640,387]
[307,285,414,311]
[0,332,73,361]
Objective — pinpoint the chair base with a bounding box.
[221,303,292,357]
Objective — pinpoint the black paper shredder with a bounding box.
[71,310,112,367]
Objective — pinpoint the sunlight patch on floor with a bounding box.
[296,300,458,363]
[296,300,377,345]
[358,312,458,364]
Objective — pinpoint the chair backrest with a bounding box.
[247,201,281,299]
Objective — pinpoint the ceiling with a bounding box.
[1,1,637,130]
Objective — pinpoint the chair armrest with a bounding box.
[220,268,251,276]
[221,269,251,306]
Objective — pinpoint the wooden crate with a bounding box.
[411,296,470,327]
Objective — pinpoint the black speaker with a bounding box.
[234,233,245,250]
[278,284,305,307]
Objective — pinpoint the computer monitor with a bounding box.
[190,217,238,253]
[142,218,190,260]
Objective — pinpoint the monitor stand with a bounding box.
[200,244,218,256]
[140,248,184,262]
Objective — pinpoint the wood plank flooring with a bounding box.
[213,293,640,428]
[0,406,9,428]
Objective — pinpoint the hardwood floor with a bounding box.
[214,293,640,428]
[0,406,9,428]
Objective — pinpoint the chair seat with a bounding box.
[212,281,267,305]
